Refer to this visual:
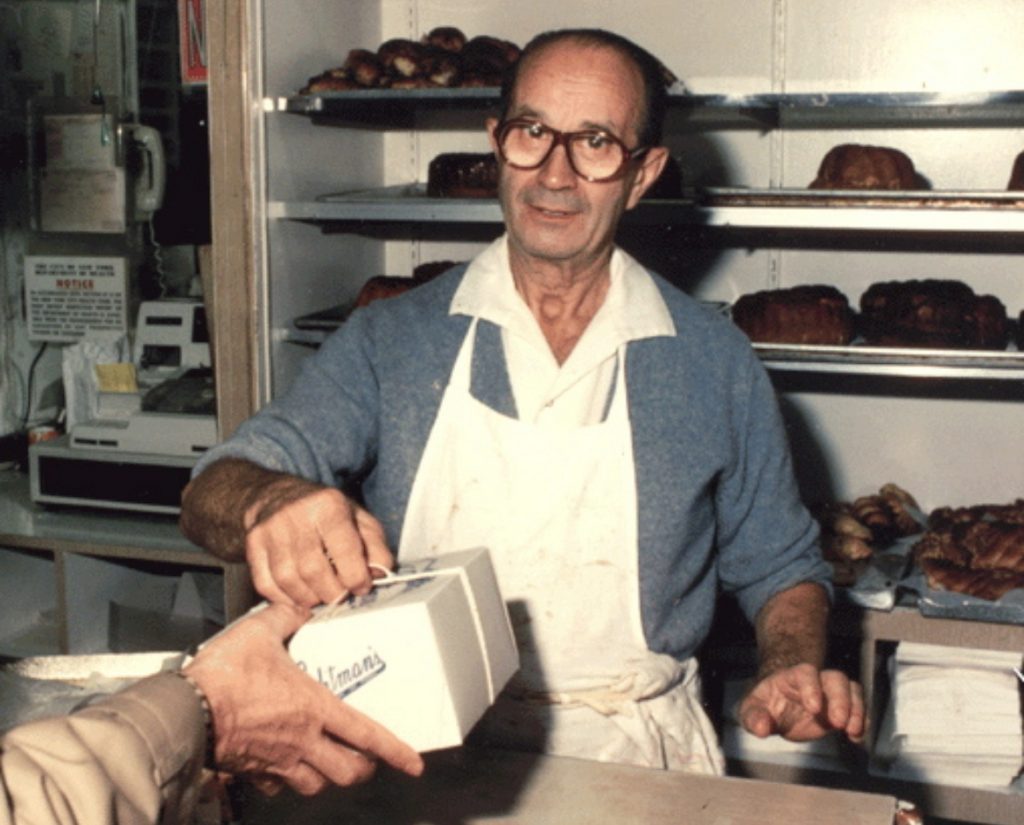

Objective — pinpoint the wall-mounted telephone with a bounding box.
[129,123,166,220]
[37,112,166,233]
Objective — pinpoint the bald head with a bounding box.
[500,29,668,149]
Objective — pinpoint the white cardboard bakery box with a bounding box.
[287,546,518,753]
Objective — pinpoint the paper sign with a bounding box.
[25,256,129,342]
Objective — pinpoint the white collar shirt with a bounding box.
[450,235,676,428]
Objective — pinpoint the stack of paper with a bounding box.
[873,642,1023,788]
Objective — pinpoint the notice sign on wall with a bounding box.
[25,256,129,342]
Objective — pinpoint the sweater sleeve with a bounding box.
[192,306,383,487]
[0,673,207,825]
[714,352,833,621]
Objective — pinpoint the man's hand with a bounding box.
[185,602,424,796]
[244,482,393,607]
[180,459,394,607]
[738,663,865,743]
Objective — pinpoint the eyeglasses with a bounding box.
[493,118,647,182]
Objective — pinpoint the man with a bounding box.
[181,28,864,773]
[0,603,423,825]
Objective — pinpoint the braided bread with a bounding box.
[913,499,1024,600]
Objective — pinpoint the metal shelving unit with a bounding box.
[268,90,1024,380]
[267,89,1024,235]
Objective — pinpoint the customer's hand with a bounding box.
[184,602,423,795]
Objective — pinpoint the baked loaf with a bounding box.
[859,279,1008,349]
[1008,150,1024,190]
[731,285,855,345]
[915,560,1024,602]
[809,144,920,190]
[425,152,682,199]
[412,259,458,280]
[427,153,498,198]
[354,276,418,308]
[353,260,456,308]
[913,499,1024,600]
[928,499,1024,530]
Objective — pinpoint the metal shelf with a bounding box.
[278,304,1024,383]
[754,343,1024,380]
[267,87,1024,384]
[271,87,1024,127]
[270,185,504,223]
[270,184,1024,234]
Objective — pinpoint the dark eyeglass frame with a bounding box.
[493,118,648,183]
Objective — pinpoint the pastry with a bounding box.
[300,69,360,93]
[376,38,429,78]
[459,35,519,85]
[299,29,520,93]
[343,48,386,87]
[422,26,467,53]
[812,483,923,559]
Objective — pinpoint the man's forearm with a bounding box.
[753,581,830,680]
[179,458,323,561]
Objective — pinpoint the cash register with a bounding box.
[29,300,217,515]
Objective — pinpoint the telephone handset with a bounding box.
[128,124,165,220]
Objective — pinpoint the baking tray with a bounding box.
[702,188,1024,210]
[842,538,1024,625]
[904,569,1024,626]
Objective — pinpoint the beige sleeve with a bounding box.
[0,673,207,825]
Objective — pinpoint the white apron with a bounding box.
[400,319,724,774]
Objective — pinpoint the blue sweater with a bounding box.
[196,263,829,661]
